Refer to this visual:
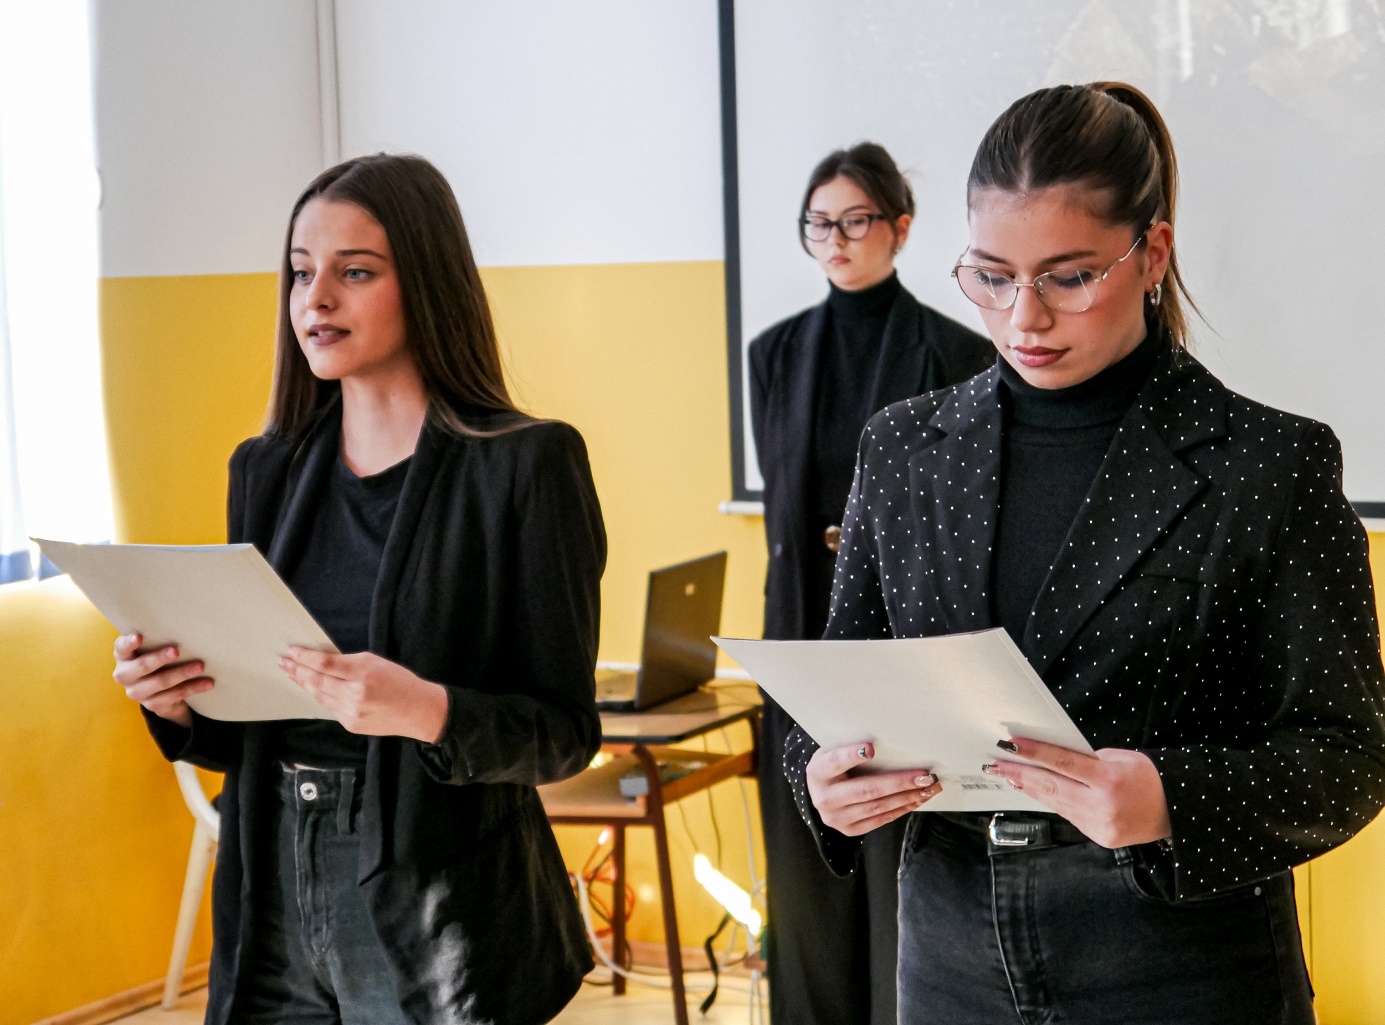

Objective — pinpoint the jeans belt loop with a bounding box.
[337,769,356,836]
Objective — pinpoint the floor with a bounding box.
[118,974,760,1025]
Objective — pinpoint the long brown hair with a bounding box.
[266,153,521,436]
[967,82,1200,349]
[799,142,915,255]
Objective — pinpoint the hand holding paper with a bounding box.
[112,632,214,728]
[714,630,1096,814]
[805,741,942,836]
[986,736,1172,848]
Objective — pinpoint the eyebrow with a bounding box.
[806,204,875,217]
[968,246,1100,267]
[289,247,389,259]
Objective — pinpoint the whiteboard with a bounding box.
[727,0,1385,513]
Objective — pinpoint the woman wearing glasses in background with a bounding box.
[748,142,992,1025]
[787,83,1385,1024]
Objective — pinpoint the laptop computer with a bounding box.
[594,551,728,712]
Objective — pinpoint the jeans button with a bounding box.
[299,781,318,801]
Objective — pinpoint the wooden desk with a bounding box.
[539,684,761,1025]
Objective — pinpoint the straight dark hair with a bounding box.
[967,82,1200,349]
[799,141,915,255]
[266,153,521,437]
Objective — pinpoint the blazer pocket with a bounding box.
[1137,549,1250,585]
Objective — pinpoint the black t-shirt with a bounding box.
[990,335,1160,646]
[272,453,411,767]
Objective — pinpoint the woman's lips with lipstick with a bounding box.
[1012,345,1064,368]
[308,324,350,346]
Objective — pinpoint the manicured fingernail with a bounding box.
[1007,778,1023,790]
[914,774,937,787]
[278,657,290,669]
[858,746,869,759]
[996,739,1019,753]
[164,647,177,657]
[982,763,998,774]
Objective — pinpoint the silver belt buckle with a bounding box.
[987,813,1031,847]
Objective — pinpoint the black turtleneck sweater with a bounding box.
[991,335,1160,646]
[813,272,900,526]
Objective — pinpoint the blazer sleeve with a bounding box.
[139,441,260,772]
[784,415,898,876]
[1144,424,1385,900]
[421,422,606,788]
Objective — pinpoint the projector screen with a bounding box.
[723,0,1385,519]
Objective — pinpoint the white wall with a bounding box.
[334,0,723,268]
[93,0,725,277]
[93,0,327,278]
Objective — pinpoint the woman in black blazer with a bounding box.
[748,143,992,1025]
[790,84,1385,1025]
[112,155,604,1025]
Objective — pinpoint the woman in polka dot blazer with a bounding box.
[787,82,1385,1025]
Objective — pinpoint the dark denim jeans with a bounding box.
[897,815,1314,1025]
[237,766,412,1025]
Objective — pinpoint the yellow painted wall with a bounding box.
[6,257,1383,1019]
[0,578,212,1023]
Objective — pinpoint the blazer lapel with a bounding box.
[908,366,1003,632]
[779,302,829,517]
[1023,352,1228,677]
[358,416,445,884]
[866,286,931,415]
[266,398,342,578]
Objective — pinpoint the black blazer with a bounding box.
[748,284,992,640]
[144,397,606,1025]
[785,349,1385,900]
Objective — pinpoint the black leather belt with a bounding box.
[939,812,1089,853]
[986,813,1088,852]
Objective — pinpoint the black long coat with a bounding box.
[785,349,1385,900]
[748,285,993,640]
[143,398,606,1025]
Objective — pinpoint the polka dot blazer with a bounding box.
[784,347,1385,901]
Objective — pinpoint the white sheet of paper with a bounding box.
[715,630,1094,813]
[37,539,338,722]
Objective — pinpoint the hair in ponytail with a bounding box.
[967,82,1200,349]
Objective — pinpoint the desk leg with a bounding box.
[635,745,689,1025]
[612,824,627,996]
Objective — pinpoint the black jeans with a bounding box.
[897,815,1314,1025]
[238,766,412,1025]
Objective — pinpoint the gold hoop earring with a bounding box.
[1149,283,1163,307]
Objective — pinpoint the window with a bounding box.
[0,0,113,582]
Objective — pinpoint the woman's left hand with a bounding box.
[279,646,449,744]
[986,738,1172,849]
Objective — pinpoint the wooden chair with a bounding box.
[162,761,219,1009]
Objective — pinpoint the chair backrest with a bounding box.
[173,760,220,842]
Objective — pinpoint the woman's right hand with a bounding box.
[112,633,214,729]
[806,742,941,836]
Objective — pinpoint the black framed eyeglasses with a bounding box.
[951,231,1147,314]
[800,212,889,243]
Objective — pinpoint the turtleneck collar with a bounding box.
[827,271,900,323]
[998,330,1162,430]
